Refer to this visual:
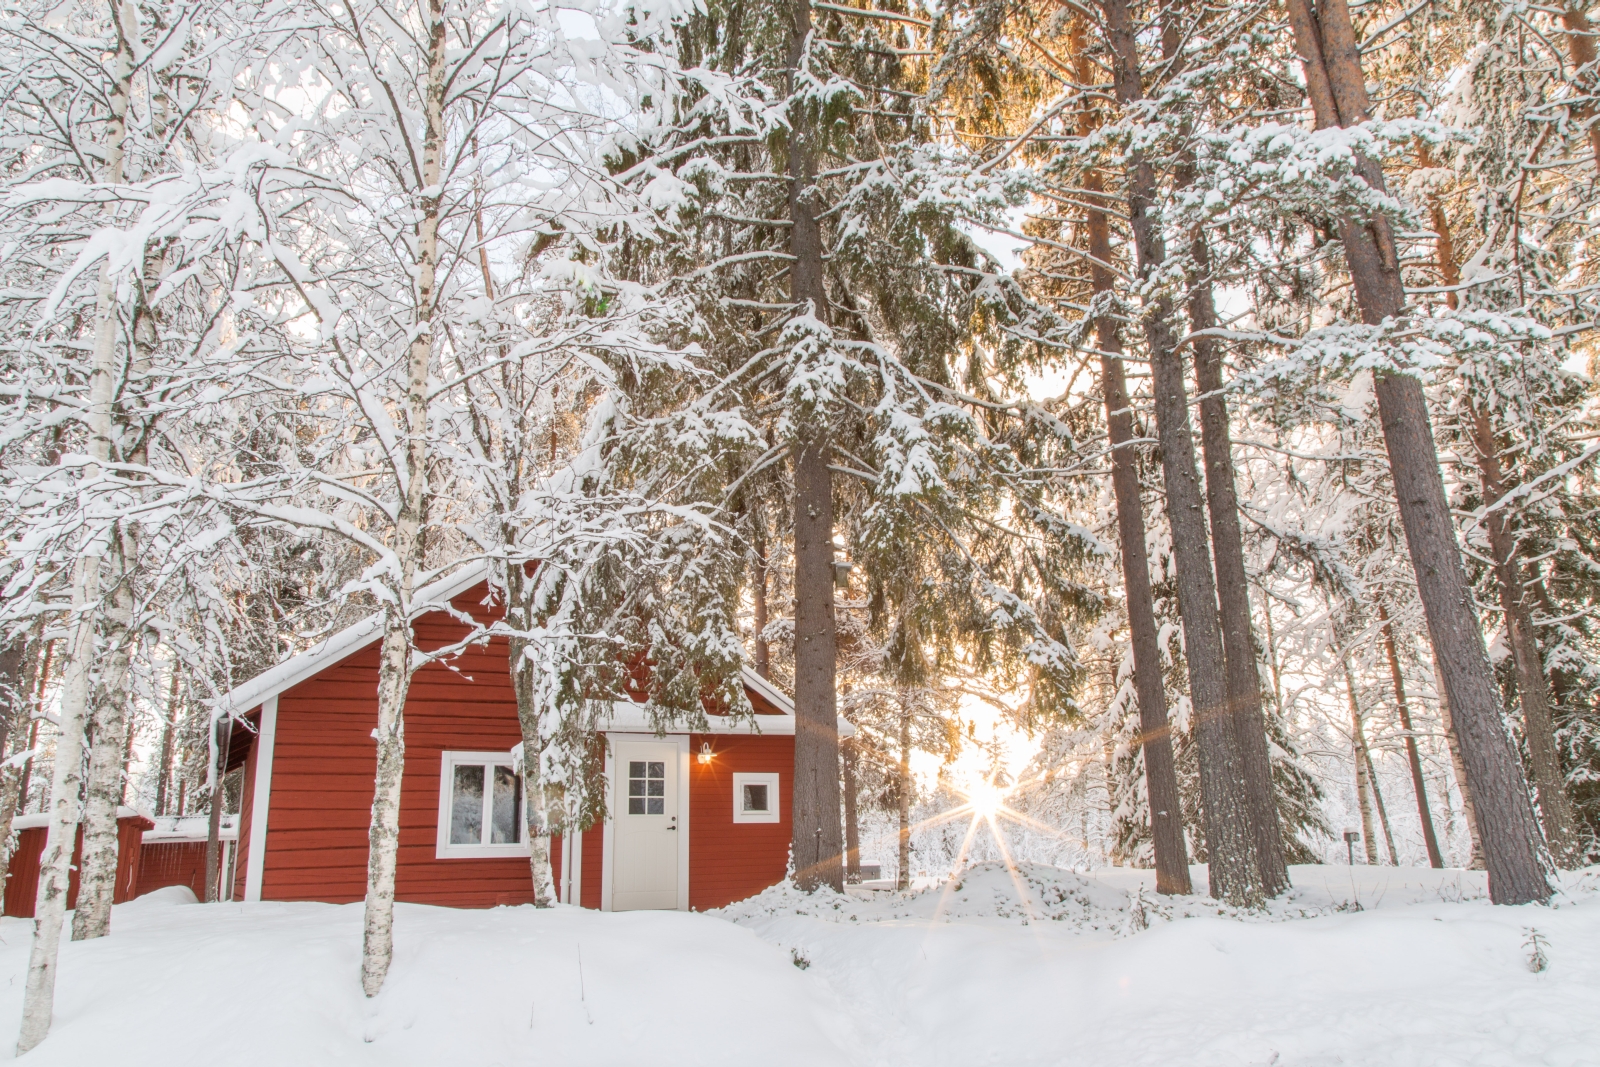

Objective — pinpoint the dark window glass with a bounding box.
[628,759,667,816]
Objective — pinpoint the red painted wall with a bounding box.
[687,733,792,910]
[241,582,795,911]
[3,815,153,918]
[138,841,225,900]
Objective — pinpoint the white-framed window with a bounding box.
[436,751,526,858]
[732,772,780,824]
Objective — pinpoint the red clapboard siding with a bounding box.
[688,733,792,910]
[580,824,603,910]
[139,841,211,899]
[3,814,153,918]
[257,584,538,908]
[244,580,796,911]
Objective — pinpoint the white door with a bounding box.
[611,740,680,911]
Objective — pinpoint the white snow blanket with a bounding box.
[0,864,1594,1065]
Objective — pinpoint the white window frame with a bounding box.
[732,772,780,824]
[436,750,528,859]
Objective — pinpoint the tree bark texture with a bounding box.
[73,527,137,939]
[1073,22,1190,896]
[896,704,912,890]
[1468,406,1581,866]
[751,539,771,680]
[1378,606,1444,867]
[1102,0,1262,905]
[507,625,555,908]
[1286,0,1551,905]
[154,670,178,816]
[203,718,233,904]
[18,4,133,1047]
[1558,4,1600,167]
[1186,238,1290,896]
[842,736,861,882]
[786,0,843,895]
[1365,749,1399,865]
[361,0,446,996]
[1344,658,1379,864]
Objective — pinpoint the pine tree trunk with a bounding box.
[361,0,446,995]
[154,671,178,816]
[1365,750,1399,865]
[72,528,137,939]
[1418,144,1577,867]
[1344,659,1379,864]
[1285,0,1551,905]
[896,703,912,890]
[1072,21,1190,896]
[1558,5,1600,168]
[1101,0,1262,906]
[842,736,861,882]
[786,0,842,895]
[17,5,132,1046]
[1433,659,1484,869]
[752,534,771,679]
[1160,5,1286,896]
[1378,606,1444,867]
[1467,407,1581,865]
[1186,239,1290,896]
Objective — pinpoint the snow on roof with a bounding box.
[216,561,800,721]
[215,563,491,718]
[144,814,240,842]
[13,806,153,832]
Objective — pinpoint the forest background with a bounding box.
[2,0,1599,1046]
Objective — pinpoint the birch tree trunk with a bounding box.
[786,0,843,895]
[203,719,233,903]
[1102,0,1262,906]
[1378,606,1444,867]
[17,2,133,1047]
[507,627,554,907]
[360,0,446,996]
[1072,22,1190,896]
[71,527,137,938]
[1344,659,1379,864]
[1365,750,1399,865]
[1285,0,1551,904]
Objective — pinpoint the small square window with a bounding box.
[732,773,780,824]
[628,760,667,815]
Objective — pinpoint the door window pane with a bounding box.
[490,765,521,844]
[627,758,666,815]
[450,764,484,845]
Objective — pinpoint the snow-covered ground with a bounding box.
[1,864,1596,1066]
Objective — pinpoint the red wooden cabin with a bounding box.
[3,808,154,918]
[218,565,835,912]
